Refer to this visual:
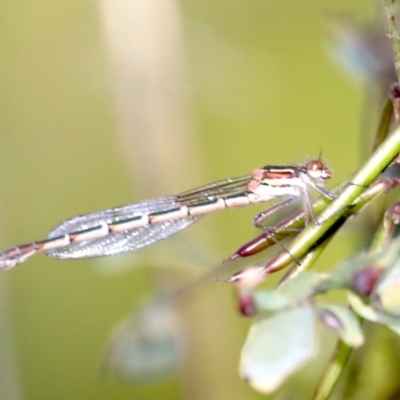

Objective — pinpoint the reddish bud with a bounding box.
[352,267,383,296]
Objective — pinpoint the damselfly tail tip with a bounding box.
[0,256,19,270]
[0,245,37,270]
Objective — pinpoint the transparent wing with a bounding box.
[45,196,201,259]
[45,173,252,260]
[178,174,252,204]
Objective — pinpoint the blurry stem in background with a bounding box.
[0,276,23,400]
[0,184,22,399]
[312,7,400,394]
[369,202,400,251]
[100,0,202,196]
[312,200,400,400]
[312,339,354,400]
[383,0,400,82]
[372,97,393,150]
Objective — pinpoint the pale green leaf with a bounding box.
[277,272,325,301]
[101,298,183,383]
[240,304,317,394]
[373,260,400,317]
[348,293,400,335]
[318,304,364,347]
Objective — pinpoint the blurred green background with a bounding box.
[0,0,372,399]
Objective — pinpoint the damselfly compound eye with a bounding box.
[306,160,332,180]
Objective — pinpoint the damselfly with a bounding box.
[0,160,333,270]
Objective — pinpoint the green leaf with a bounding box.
[240,304,317,394]
[277,272,325,301]
[373,260,400,317]
[314,239,400,295]
[317,304,364,347]
[101,298,183,383]
[348,293,400,335]
[314,254,376,293]
[253,273,324,313]
[253,291,290,312]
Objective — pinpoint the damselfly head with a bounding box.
[305,160,332,181]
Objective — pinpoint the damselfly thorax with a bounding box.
[0,160,332,270]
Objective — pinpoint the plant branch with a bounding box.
[383,0,400,82]
[263,122,400,274]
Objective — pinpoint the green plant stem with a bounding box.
[373,98,394,151]
[231,92,395,263]
[265,123,400,274]
[312,339,352,400]
[277,237,332,285]
[310,183,399,400]
[383,0,400,82]
[276,6,400,399]
[369,204,399,252]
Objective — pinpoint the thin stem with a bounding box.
[383,0,400,82]
[312,340,353,400]
[227,177,400,283]
[277,237,332,286]
[263,123,400,274]
[373,98,394,151]
[311,187,400,400]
